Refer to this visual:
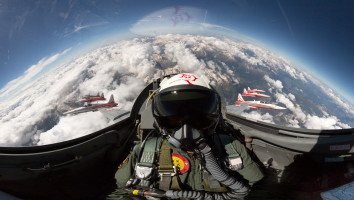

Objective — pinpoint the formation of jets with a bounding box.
[64,93,118,115]
[236,87,286,110]
[65,87,284,116]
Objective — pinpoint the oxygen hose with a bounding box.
[162,142,249,200]
[197,141,249,199]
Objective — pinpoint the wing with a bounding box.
[224,109,354,169]
[99,108,130,121]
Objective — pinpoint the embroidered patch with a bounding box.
[172,153,190,174]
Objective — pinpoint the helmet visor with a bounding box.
[153,89,219,130]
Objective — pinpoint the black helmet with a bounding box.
[152,73,220,133]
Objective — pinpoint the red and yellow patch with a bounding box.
[172,153,190,174]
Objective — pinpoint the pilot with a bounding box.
[109,73,264,200]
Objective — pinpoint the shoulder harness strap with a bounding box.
[135,137,160,180]
[218,134,243,171]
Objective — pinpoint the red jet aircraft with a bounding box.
[64,95,118,115]
[235,94,286,110]
[80,93,106,103]
[242,88,270,98]
[247,87,265,93]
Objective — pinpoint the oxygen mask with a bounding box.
[167,124,206,150]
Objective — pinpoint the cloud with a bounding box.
[1,34,351,147]
[304,115,350,129]
[274,92,350,129]
[264,75,283,90]
[0,48,71,100]
[164,42,201,72]
[0,37,166,146]
[200,23,233,32]
[262,74,349,129]
[288,93,296,101]
[36,112,110,145]
[73,22,108,33]
[241,111,275,124]
[273,94,299,127]
[308,75,354,116]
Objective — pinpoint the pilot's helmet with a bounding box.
[152,73,220,134]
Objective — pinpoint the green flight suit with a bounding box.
[109,133,264,199]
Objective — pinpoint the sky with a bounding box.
[0,0,353,103]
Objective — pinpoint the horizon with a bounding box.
[1,1,353,104]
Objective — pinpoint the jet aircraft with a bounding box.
[236,93,286,110]
[64,94,118,115]
[242,88,270,98]
[80,93,106,103]
[247,87,265,93]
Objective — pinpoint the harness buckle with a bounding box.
[158,166,177,177]
[228,157,243,171]
[135,163,154,179]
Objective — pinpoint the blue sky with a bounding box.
[0,0,353,103]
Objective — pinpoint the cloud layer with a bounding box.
[0,34,352,147]
[264,75,350,129]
